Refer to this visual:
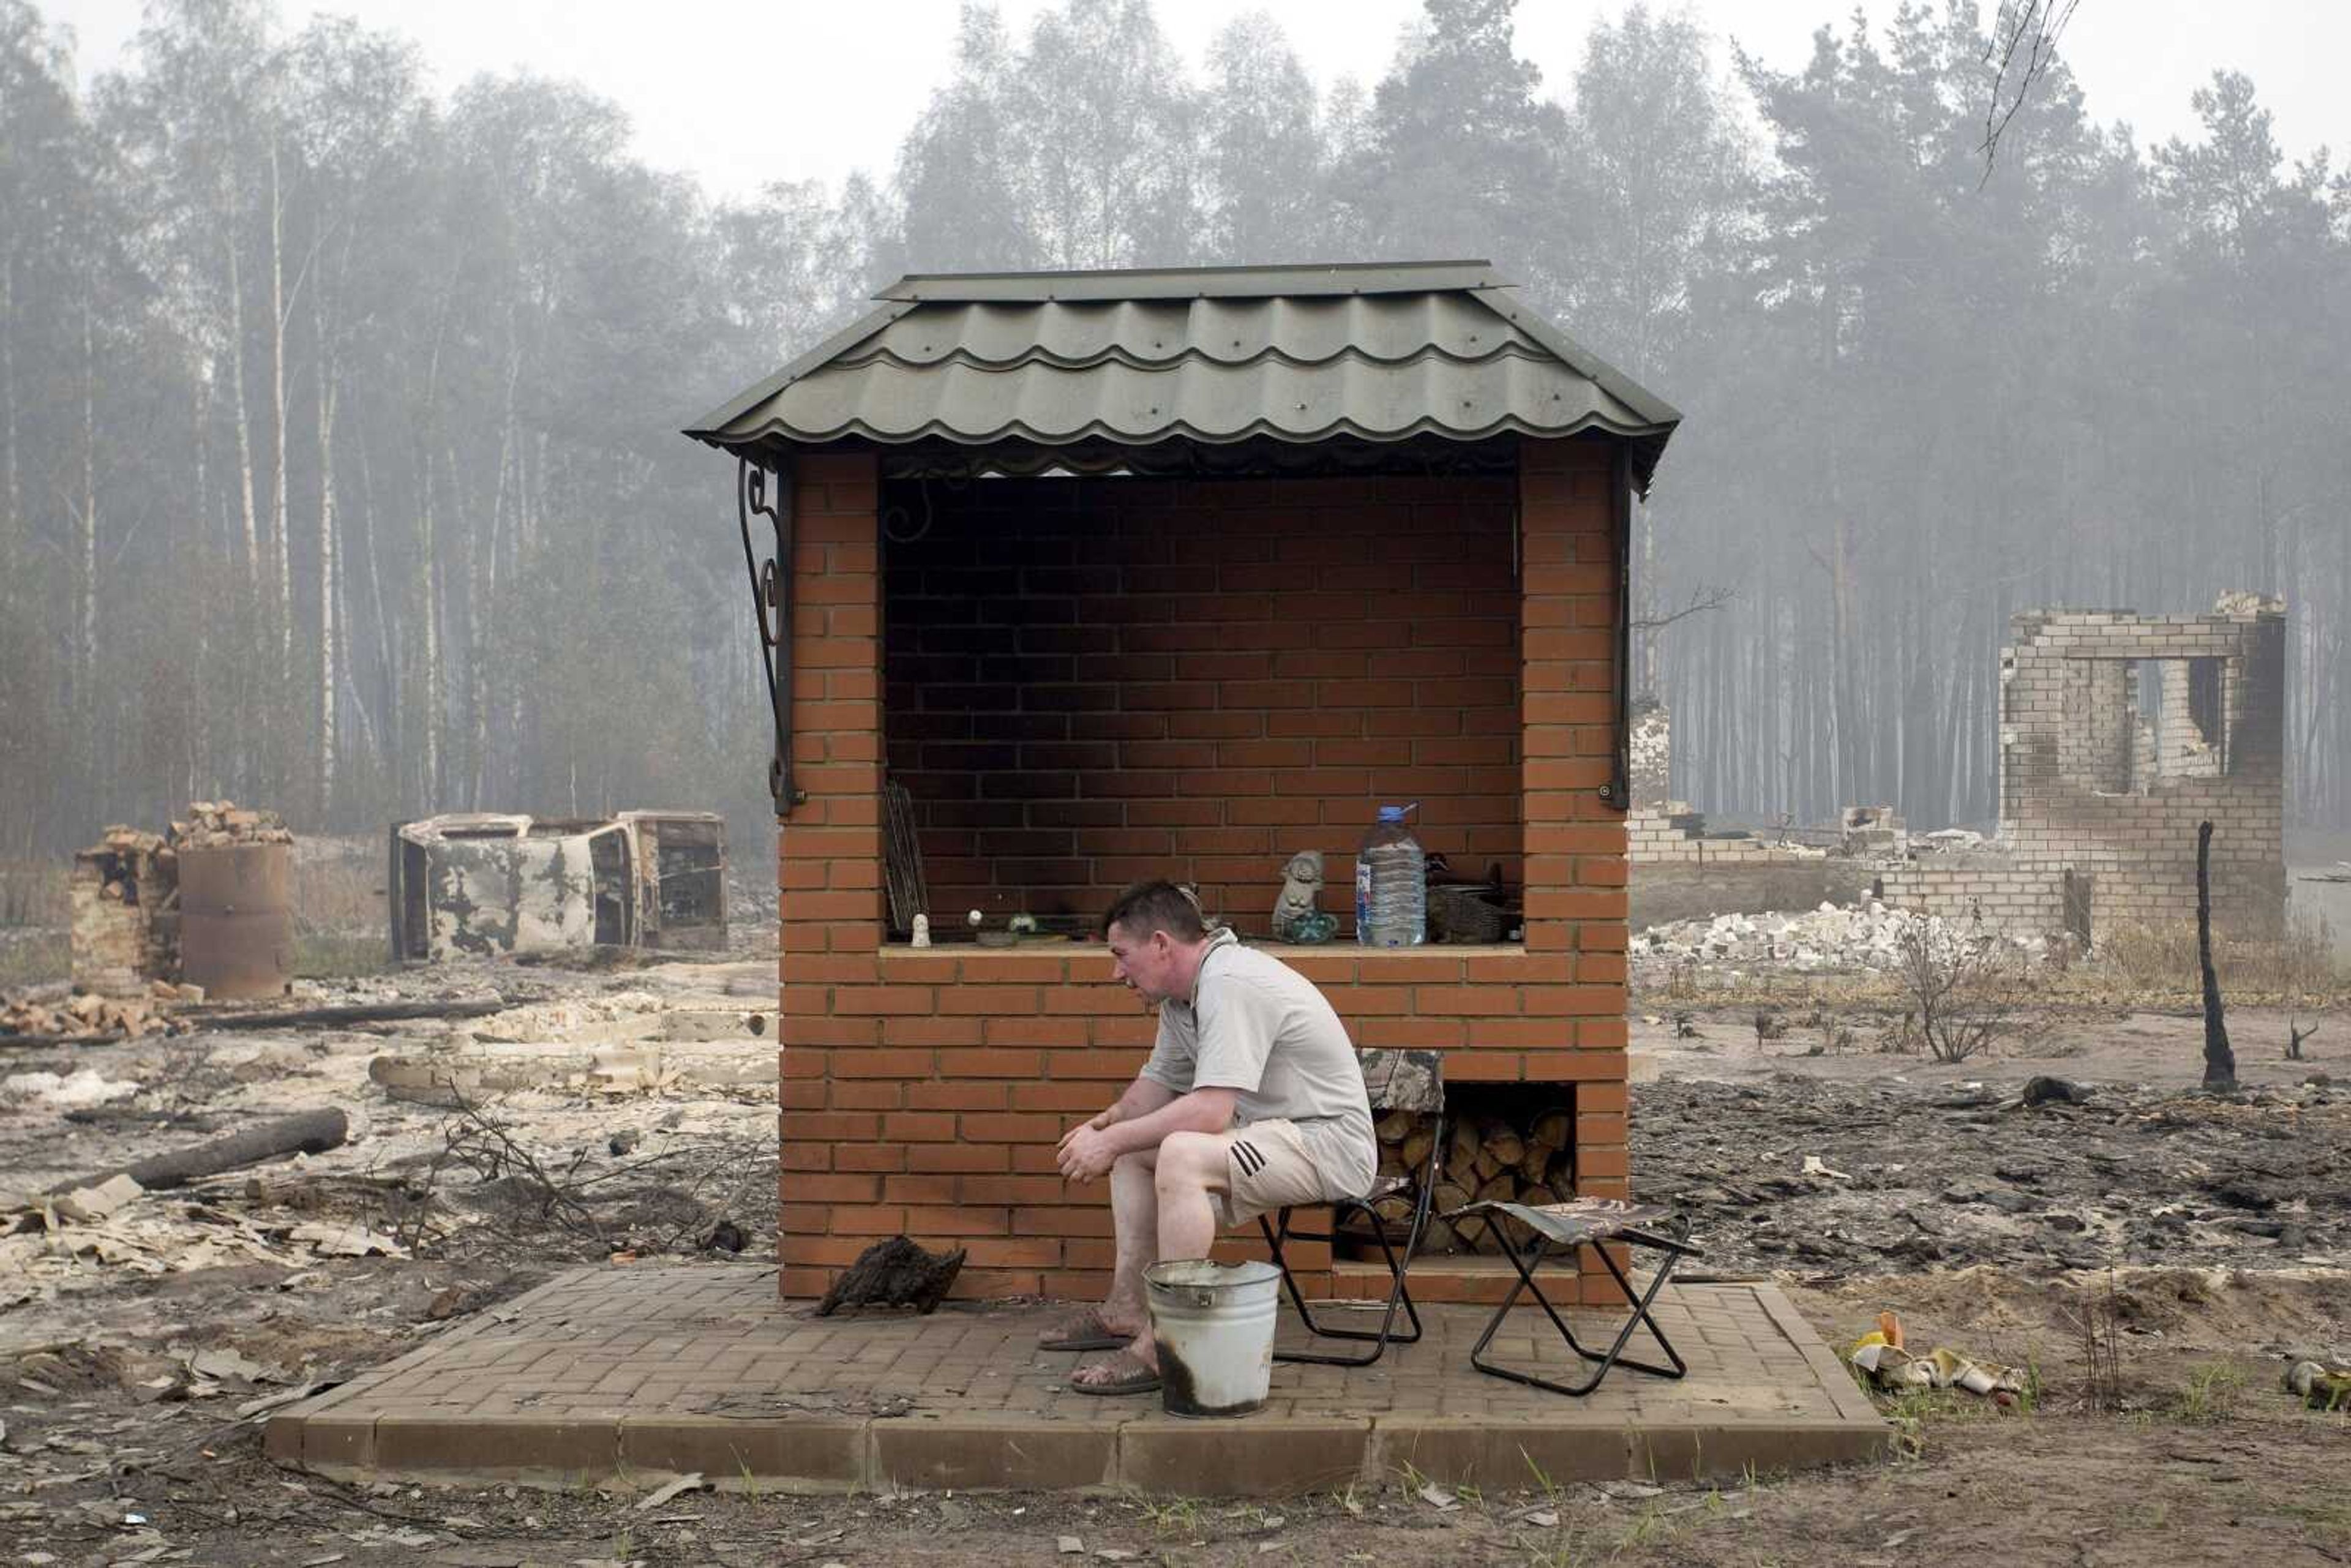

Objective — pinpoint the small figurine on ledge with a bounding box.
[1272,850,1338,943]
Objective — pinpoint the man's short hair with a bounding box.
[1100,880,1207,942]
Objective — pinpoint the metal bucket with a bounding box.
[1143,1259,1281,1418]
[178,842,294,1000]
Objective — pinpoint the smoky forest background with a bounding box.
[2,0,2347,859]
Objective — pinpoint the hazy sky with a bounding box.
[48,1,2349,204]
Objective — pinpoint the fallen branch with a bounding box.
[438,1086,609,1242]
[44,1108,349,1196]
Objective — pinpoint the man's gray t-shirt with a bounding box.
[1139,930,1377,1201]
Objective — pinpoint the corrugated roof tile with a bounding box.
[686,261,1678,488]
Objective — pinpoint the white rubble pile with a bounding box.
[2,1067,143,1108]
[1633,899,2047,973]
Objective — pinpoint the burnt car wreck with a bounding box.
[389,811,727,962]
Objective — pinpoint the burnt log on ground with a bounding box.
[191,997,506,1031]
[45,1108,350,1195]
[814,1234,966,1316]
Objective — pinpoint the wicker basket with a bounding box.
[1428,883,1510,944]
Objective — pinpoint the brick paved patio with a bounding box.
[265,1264,1886,1496]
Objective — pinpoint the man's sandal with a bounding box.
[1067,1349,1161,1397]
[1038,1308,1133,1353]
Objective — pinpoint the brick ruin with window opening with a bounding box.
[1880,595,2287,943]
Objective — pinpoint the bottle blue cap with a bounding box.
[1378,806,1406,823]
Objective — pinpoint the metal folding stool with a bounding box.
[1441,1197,1701,1397]
[1259,1048,1444,1368]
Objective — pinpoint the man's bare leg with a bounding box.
[1071,1133,1234,1388]
[1100,1149,1160,1334]
[1054,1149,1158,1354]
[1078,1131,1231,1380]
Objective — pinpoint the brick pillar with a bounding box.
[1517,438,1632,1306]
[776,452,887,1298]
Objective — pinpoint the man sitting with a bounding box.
[1046,880,1377,1395]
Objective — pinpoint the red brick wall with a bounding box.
[776,438,1631,1306]
[883,473,1523,934]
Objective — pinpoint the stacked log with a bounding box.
[1368,1105,1576,1255]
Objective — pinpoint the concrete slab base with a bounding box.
[268,1266,1884,1496]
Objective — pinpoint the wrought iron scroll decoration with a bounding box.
[738,456,805,816]
[1600,444,1632,812]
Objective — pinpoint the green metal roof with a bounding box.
[685,261,1680,489]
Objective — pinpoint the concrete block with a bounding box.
[1119,1419,1370,1496]
[262,1413,307,1466]
[874,1417,1116,1491]
[620,1415,866,1489]
[299,1415,378,1473]
[372,1415,618,1480]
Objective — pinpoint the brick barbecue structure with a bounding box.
[688,263,1682,1307]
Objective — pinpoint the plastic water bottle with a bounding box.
[1355,804,1425,947]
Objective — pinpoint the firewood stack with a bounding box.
[1367,1105,1575,1254]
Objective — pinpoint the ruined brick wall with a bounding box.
[1875,855,2069,935]
[1994,600,2286,941]
[775,440,1633,1308]
[69,835,178,996]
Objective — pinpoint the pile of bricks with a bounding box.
[173,801,293,848]
[1,985,186,1041]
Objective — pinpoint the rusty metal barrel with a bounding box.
[178,842,294,1000]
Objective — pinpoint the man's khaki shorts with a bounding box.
[1215,1119,1330,1228]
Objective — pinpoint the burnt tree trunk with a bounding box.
[2197,820,2236,1089]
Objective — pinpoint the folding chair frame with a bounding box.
[1259,1116,1441,1367]
[1259,1048,1447,1369]
[1449,1207,1701,1398]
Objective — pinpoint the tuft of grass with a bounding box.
[2172,1359,2248,1424]
[1139,1495,1201,1536]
